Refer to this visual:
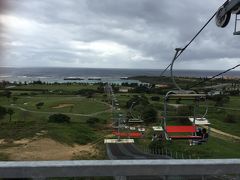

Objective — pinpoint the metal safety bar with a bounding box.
[0,159,239,178]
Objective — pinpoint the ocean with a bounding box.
[0,67,239,84]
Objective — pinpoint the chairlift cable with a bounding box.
[160,1,229,76]
[189,63,240,89]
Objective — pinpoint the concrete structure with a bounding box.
[0,159,239,178]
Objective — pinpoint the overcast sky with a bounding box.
[0,0,239,70]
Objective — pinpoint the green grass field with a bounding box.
[15,96,108,114]
[163,136,240,158]
[0,91,111,148]
[0,83,240,160]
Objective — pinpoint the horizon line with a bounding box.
[0,66,239,71]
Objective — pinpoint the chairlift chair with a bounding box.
[112,131,142,138]
[163,91,207,140]
[128,118,144,123]
[162,48,210,141]
[128,101,144,123]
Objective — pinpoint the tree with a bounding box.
[0,106,7,120]
[126,95,149,108]
[142,105,157,123]
[48,114,70,123]
[36,102,44,109]
[208,94,230,107]
[86,117,100,125]
[12,96,18,103]
[151,96,160,101]
[175,98,182,104]
[69,106,73,112]
[7,108,14,122]
[3,90,12,102]
[224,114,236,123]
[76,89,97,98]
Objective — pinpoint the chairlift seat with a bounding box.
[166,125,197,133]
[112,131,142,138]
[167,94,206,100]
[138,128,145,132]
[128,118,144,123]
[129,126,136,130]
[104,139,134,143]
[152,126,163,131]
[188,117,211,125]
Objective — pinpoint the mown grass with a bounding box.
[137,131,240,159]
[0,121,46,140]
[207,107,240,137]
[163,136,240,158]
[0,84,240,159]
[0,92,111,147]
[11,83,98,91]
[150,95,240,137]
[6,96,108,115]
[47,122,97,145]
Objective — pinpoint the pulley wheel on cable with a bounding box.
[232,6,240,14]
[215,6,231,27]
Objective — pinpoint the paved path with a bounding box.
[207,126,240,141]
[208,105,240,111]
[107,143,170,180]
[7,105,111,117]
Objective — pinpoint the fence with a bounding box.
[140,144,198,159]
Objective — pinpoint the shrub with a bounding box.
[151,96,160,101]
[48,114,70,123]
[20,92,29,96]
[142,105,157,123]
[86,117,100,125]
[76,89,97,98]
[126,95,149,108]
[0,106,7,120]
[176,98,182,104]
[224,114,236,123]
[36,102,44,109]
[208,95,230,107]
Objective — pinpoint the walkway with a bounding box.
[106,143,170,180]
[7,105,111,117]
[207,126,240,141]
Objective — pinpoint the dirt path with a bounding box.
[9,105,111,117]
[208,127,240,141]
[200,105,240,111]
[0,138,99,160]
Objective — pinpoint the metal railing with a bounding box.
[140,144,198,159]
[0,159,239,179]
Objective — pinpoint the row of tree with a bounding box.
[126,95,157,123]
[0,106,14,121]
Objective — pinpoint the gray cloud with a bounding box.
[0,0,239,70]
